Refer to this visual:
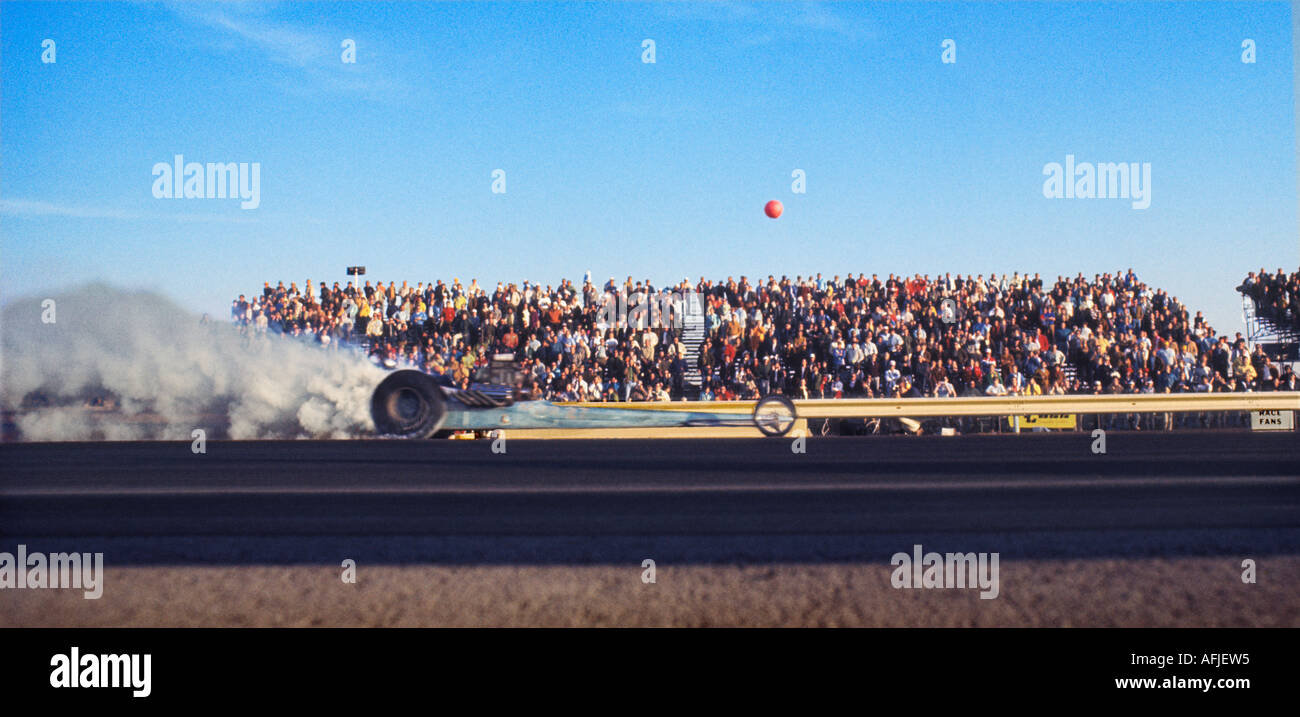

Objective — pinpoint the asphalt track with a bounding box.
[3,431,1299,626]
[1,432,1298,540]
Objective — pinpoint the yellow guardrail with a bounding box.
[559,392,1300,418]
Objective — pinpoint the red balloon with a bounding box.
[765,200,783,218]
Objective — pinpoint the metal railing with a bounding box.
[560,392,1300,418]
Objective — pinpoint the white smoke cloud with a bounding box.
[2,284,386,440]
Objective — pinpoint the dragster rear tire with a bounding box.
[371,370,448,438]
[753,394,797,437]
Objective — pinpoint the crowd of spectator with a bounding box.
[1239,267,1300,333]
[231,268,1300,405]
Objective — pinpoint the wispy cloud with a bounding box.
[1,198,260,224]
[196,7,325,68]
[167,2,407,99]
[657,1,877,43]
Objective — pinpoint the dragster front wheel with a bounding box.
[753,394,797,437]
[371,370,448,438]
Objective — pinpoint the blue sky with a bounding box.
[2,1,1296,334]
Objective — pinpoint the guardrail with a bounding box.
[560,392,1300,418]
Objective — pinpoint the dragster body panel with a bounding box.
[438,399,755,431]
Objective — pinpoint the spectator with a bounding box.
[230,268,1292,406]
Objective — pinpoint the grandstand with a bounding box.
[231,269,1300,405]
[1240,267,1300,362]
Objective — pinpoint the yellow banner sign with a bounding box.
[1008,414,1077,429]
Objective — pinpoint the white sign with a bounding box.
[1250,410,1294,431]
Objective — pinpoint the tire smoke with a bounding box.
[1,284,386,440]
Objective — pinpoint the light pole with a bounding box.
[347,266,365,350]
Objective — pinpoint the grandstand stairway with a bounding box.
[1243,294,1299,342]
[680,291,706,396]
[1242,294,1300,362]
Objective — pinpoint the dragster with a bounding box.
[370,353,797,438]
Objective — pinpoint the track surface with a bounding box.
[3,432,1299,626]
[1,432,1297,540]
